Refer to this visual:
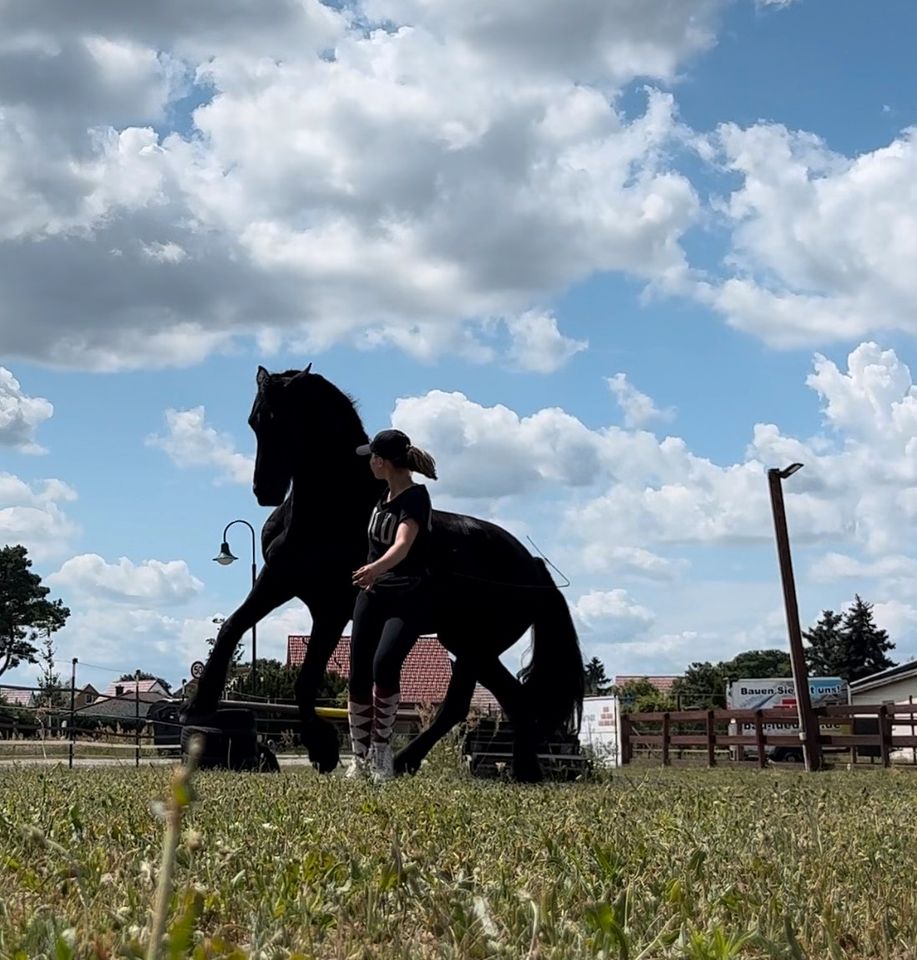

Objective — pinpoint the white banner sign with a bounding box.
[726,677,848,734]
[581,696,620,766]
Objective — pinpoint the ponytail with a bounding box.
[406,445,437,480]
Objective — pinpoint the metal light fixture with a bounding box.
[212,520,259,693]
[213,541,237,566]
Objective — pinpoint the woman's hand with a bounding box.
[352,563,381,590]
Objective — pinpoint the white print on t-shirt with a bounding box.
[368,507,397,546]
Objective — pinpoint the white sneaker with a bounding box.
[371,743,395,783]
[344,754,370,780]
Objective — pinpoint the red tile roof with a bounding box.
[613,675,679,694]
[100,679,169,698]
[288,635,500,711]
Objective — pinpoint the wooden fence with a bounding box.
[620,703,917,768]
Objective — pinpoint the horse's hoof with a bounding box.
[302,718,340,773]
[512,757,544,784]
[394,748,421,776]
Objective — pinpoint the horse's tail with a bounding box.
[518,559,584,737]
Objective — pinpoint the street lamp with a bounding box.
[767,463,822,772]
[212,519,258,694]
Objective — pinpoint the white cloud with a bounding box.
[0,472,79,560]
[146,406,253,485]
[505,311,588,374]
[0,1,706,370]
[578,544,687,580]
[392,389,605,499]
[607,373,675,429]
[573,588,655,641]
[175,600,312,670]
[56,606,185,672]
[49,554,203,606]
[809,553,917,584]
[17,596,314,691]
[392,343,917,594]
[363,0,724,84]
[695,124,917,347]
[393,387,838,550]
[0,367,53,452]
[806,343,917,447]
[871,600,917,653]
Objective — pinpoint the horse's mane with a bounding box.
[278,369,367,442]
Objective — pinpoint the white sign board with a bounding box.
[726,677,848,735]
[581,696,620,766]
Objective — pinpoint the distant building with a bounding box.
[0,683,99,709]
[287,635,500,712]
[613,676,679,696]
[100,678,170,699]
[849,661,917,754]
[0,686,35,708]
[74,689,166,725]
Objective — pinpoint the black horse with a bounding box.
[185,366,584,781]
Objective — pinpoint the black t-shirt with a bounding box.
[366,484,432,585]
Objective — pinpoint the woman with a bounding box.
[348,428,437,782]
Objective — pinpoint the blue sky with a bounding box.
[4,0,917,694]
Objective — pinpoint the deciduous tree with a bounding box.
[0,545,69,679]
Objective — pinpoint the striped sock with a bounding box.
[372,686,400,746]
[348,699,373,758]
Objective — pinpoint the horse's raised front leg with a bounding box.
[294,590,353,773]
[475,658,543,783]
[184,565,296,718]
[394,658,476,775]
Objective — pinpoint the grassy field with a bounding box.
[1,754,915,960]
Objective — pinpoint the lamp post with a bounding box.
[213,520,258,694]
[767,464,822,772]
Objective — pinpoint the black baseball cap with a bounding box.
[356,429,411,460]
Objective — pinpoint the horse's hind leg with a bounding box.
[395,658,476,775]
[475,658,543,783]
[185,566,295,717]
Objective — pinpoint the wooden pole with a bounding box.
[767,466,823,772]
[661,712,671,767]
[68,658,77,770]
[754,710,767,769]
[620,713,632,765]
[879,704,890,768]
[706,710,716,767]
[135,671,141,767]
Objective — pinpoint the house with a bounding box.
[100,678,170,699]
[0,683,99,709]
[849,661,917,754]
[0,686,36,708]
[287,635,501,712]
[613,676,679,696]
[74,690,166,726]
[61,683,100,709]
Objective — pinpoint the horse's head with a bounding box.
[249,364,312,506]
[249,363,368,506]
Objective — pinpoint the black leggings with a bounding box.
[349,586,428,699]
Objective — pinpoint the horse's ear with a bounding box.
[256,365,270,389]
[286,363,313,387]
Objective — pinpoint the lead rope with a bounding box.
[444,535,571,590]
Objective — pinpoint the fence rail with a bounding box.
[0,692,430,767]
[620,703,917,768]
